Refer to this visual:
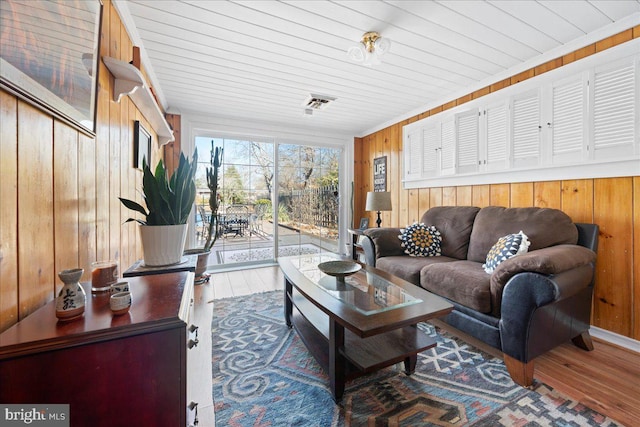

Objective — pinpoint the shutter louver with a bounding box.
[408,132,421,177]
[553,78,584,158]
[423,126,438,176]
[487,104,508,168]
[457,111,478,171]
[593,63,635,155]
[441,119,455,173]
[512,93,540,165]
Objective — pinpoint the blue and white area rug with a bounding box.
[211,291,619,426]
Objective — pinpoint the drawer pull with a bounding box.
[188,338,199,349]
[188,401,199,426]
[189,324,199,334]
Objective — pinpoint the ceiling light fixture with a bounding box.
[348,31,391,66]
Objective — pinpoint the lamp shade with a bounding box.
[365,191,392,212]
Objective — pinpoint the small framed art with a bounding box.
[359,218,369,230]
[134,121,151,170]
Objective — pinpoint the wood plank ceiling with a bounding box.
[118,0,640,136]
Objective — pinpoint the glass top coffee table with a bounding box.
[279,253,453,401]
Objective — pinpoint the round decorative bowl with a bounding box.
[318,261,361,282]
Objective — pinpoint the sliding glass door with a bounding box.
[194,135,341,269]
[277,144,340,257]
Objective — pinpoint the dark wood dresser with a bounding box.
[0,271,212,427]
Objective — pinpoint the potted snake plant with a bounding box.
[119,150,197,266]
[184,142,223,283]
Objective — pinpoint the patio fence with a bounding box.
[280,184,339,230]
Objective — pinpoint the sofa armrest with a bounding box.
[361,227,405,266]
[499,265,595,362]
[490,245,596,313]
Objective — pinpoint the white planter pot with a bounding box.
[139,224,188,266]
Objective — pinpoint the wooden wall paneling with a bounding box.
[17,103,54,320]
[120,22,135,269]
[456,186,472,206]
[408,189,420,224]
[560,179,594,223]
[119,90,131,269]
[510,182,534,207]
[398,185,409,227]
[472,185,490,207]
[595,29,634,52]
[394,127,406,228]
[96,40,111,262]
[442,186,456,205]
[418,188,431,216]
[389,124,400,227]
[108,1,120,59]
[99,0,110,64]
[534,181,562,209]
[164,114,181,175]
[376,130,391,227]
[53,122,80,295]
[429,187,443,208]
[132,101,144,262]
[0,90,18,331]
[634,177,640,340]
[361,136,371,224]
[109,81,122,266]
[592,178,633,336]
[77,133,97,283]
[489,183,510,207]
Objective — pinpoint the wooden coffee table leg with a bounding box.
[403,354,417,375]
[329,319,345,401]
[284,279,292,328]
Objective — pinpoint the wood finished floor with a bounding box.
[209,266,640,426]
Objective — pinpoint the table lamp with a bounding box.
[365,191,392,227]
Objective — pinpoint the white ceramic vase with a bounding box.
[56,268,86,321]
[139,224,188,266]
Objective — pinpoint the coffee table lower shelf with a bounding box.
[287,291,437,400]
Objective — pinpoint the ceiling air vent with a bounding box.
[303,94,337,111]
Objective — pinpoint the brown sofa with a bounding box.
[361,206,599,387]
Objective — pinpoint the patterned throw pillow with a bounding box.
[398,223,442,257]
[483,231,530,274]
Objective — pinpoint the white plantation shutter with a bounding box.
[440,118,455,175]
[592,61,636,159]
[405,130,421,179]
[512,91,540,167]
[552,76,586,163]
[486,102,508,171]
[456,110,479,173]
[423,125,439,177]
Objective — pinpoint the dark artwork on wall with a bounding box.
[134,121,152,170]
[374,156,387,191]
[0,0,103,133]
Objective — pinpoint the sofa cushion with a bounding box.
[420,206,480,259]
[483,231,530,273]
[376,255,457,285]
[399,223,442,257]
[467,206,578,263]
[420,260,492,313]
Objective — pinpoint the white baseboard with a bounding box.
[590,326,640,353]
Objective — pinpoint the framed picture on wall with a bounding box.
[134,121,152,170]
[0,0,103,133]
